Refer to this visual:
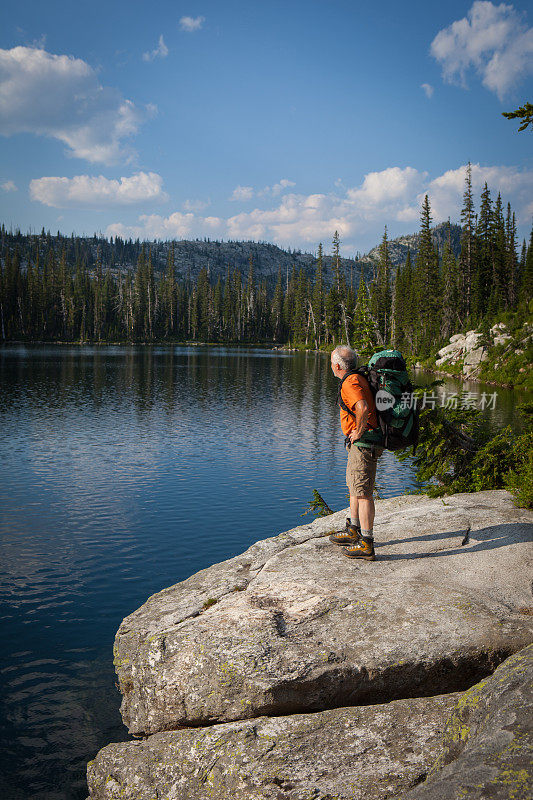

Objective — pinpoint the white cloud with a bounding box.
[430,1,533,100]
[142,35,169,62]
[1,180,17,192]
[421,82,434,98]
[182,198,211,212]
[29,172,167,207]
[419,163,533,223]
[179,16,205,32]
[106,163,533,252]
[107,211,223,240]
[346,166,427,209]
[230,179,295,201]
[259,178,296,197]
[30,34,47,49]
[229,185,254,201]
[0,46,147,163]
[226,192,354,243]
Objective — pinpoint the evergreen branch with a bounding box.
[440,419,479,451]
[502,102,533,132]
[301,489,333,518]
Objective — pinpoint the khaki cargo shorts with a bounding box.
[346,444,384,498]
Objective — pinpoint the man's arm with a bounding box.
[349,398,370,443]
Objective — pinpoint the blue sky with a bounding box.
[1,0,532,253]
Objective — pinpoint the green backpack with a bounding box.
[338,349,419,452]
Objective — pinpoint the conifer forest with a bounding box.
[1,166,532,359]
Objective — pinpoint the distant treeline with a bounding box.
[1,165,531,355]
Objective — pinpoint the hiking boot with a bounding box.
[329,523,362,546]
[343,537,375,561]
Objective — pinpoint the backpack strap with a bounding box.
[337,369,379,431]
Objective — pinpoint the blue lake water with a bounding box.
[0,345,529,799]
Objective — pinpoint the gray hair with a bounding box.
[331,345,358,371]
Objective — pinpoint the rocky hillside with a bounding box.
[430,316,533,388]
[159,239,358,286]
[2,222,462,287]
[360,221,462,272]
[86,490,533,800]
[1,228,360,287]
[160,222,462,281]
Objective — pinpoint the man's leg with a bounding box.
[329,454,364,546]
[329,490,362,545]
[349,495,359,527]
[344,491,376,560]
[350,494,376,529]
[357,496,375,531]
[343,447,381,560]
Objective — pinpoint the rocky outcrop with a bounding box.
[87,490,533,800]
[435,330,488,377]
[86,692,461,800]
[435,321,533,379]
[113,491,532,735]
[86,645,533,800]
[491,322,513,348]
[404,644,533,800]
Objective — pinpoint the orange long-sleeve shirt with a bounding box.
[339,373,378,437]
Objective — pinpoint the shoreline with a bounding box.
[1,339,530,390]
[415,365,515,389]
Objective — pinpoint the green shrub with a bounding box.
[402,394,533,507]
[505,429,533,509]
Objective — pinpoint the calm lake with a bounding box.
[0,345,530,800]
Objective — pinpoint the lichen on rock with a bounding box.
[403,644,533,799]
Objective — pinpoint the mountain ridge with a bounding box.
[1,222,463,287]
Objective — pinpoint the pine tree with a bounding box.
[146,250,154,339]
[505,204,518,307]
[441,222,460,340]
[245,255,255,338]
[473,183,492,318]
[352,264,377,358]
[323,286,339,346]
[134,247,147,338]
[402,248,416,352]
[271,267,284,342]
[311,243,323,347]
[58,247,69,338]
[390,251,409,350]
[370,226,392,342]
[520,225,533,301]
[223,265,233,338]
[0,252,5,340]
[332,230,341,293]
[490,193,507,311]
[389,267,398,347]
[233,269,243,339]
[414,195,440,354]
[93,247,104,341]
[195,267,210,340]
[294,268,308,343]
[26,252,35,337]
[459,162,475,321]
[165,244,176,336]
[213,276,223,340]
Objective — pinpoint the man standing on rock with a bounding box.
[329,345,384,561]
